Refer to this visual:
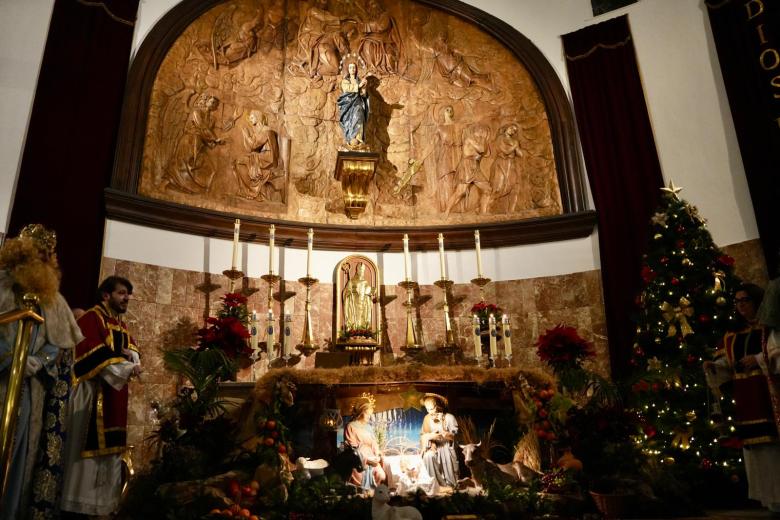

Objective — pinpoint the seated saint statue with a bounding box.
[342,262,374,333]
[420,393,459,488]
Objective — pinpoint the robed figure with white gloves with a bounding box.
[0,224,83,519]
[61,276,141,516]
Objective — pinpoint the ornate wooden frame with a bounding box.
[108,0,595,251]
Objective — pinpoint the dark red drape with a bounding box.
[9,0,139,309]
[562,15,664,376]
[706,0,780,276]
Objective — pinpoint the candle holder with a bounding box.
[222,268,244,292]
[296,276,319,357]
[470,276,492,302]
[434,279,457,353]
[398,280,422,354]
[261,273,281,358]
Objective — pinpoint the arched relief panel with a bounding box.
[109,0,595,251]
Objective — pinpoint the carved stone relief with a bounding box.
[138,0,562,226]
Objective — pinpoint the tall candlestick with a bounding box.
[473,314,481,359]
[306,228,314,277]
[474,230,484,278]
[502,314,512,360]
[266,309,275,360]
[232,219,241,270]
[488,313,497,359]
[283,311,292,358]
[437,233,447,280]
[402,234,410,281]
[250,310,259,352]
[268,224,275,274]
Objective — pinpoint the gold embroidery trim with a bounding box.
[565,36,632,61]
[75,0,135,27]
[97,384,105,450]
[704,0,733,9]
[72,356,128,385]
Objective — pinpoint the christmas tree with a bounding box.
[630,181,744,498]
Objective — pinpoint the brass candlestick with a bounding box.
[470,276,492,302]
[261,273,281,357]
[296,276,319,357]
[398,280,422,353]
[222,268,244,292]
[434,279,457,353]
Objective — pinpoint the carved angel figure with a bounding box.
[357,0,404,74]
[291,0,350,78]
[233,110,280,201]
[489,123,524,213]
[163,94,224,194]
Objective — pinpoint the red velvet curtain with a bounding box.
[562,15,664,376]
[9,0,139,308]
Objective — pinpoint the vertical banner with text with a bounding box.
[707,0,780,275]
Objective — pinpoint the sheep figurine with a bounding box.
[371,484,422,520]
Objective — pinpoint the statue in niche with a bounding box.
[291,0,351,79]
[163,93,225,194]
[489,123,524,213]
[199,6,264,69]
[338,58,372,148]
[419,32,493,91]
[444,124,491,216]
[357,0,404,75]
[233,110,280,201]
[342,262,375,333]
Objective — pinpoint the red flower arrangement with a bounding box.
[339,328,376,340]
[471,301,502,329]
[196,292,253,360]
[535,324,595,373]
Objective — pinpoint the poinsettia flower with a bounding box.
[717,255,735,267]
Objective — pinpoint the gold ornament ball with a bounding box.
[682,258,691,266]
[654,337,662,344]
[654,233,663,240]
[686,411,697,422]
[716,296,727,306]
[663,456,676,465]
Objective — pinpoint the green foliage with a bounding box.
[630,189,743,500]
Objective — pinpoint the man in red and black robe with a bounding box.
[61,276,141,516]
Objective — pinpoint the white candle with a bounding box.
[268,225,275,274]
[473,314,481,359]
[437,233,447,280]
[474,230,484,278]
[266,309,275,360]
[232,219,241,270]
[306,228,314,278]
[250,310,258,352]
[488,313,497,359]
[283,311,292,358]
[502,314,512,360]
[403,234,410,281]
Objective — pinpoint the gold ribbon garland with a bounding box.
[660,297,695,337]
[671,426,693,450]
[713,270,726,293]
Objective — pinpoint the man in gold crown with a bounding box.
[0,224,83,519]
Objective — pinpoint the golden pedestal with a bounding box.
[334,150,379,219]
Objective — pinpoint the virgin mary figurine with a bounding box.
[337,58,370,148]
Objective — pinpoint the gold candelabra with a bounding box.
[434,279,457,354]
[398,280,422,354]
[261,273,281,358]
[470,276,492,302]
[296,276,319,357]
[222,268,244,292]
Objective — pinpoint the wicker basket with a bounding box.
[589,490,631,519]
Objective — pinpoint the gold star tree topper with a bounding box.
[660,179,683,200]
